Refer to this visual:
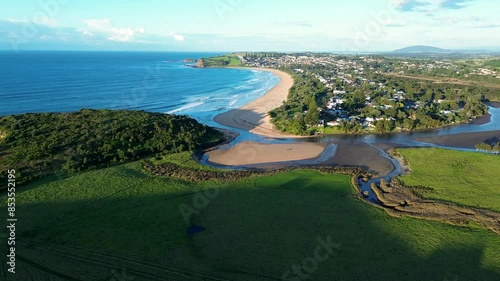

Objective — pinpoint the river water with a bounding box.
[203,105,500,203]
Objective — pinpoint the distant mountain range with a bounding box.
[393,45,449,53]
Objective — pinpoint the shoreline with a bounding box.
[213,68,301,138]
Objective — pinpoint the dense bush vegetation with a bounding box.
[270,73,327,135]
[144,160,370,182]
[0,109,224,187]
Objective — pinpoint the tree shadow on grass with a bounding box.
[6,172,500,281]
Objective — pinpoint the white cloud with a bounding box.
[5,16,58,27]
[392,0,431,12]
[80,30,94,37]
[33,16,58,27]
[170,32,185,42]
[82,19,145,42]
[4,18,28,23]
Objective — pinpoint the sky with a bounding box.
[0,0,499,52]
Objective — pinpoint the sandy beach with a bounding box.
[207,141,325,166]
[214,68,296,138]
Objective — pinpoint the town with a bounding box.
[235,53,499,134]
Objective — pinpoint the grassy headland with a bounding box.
[199,54,244,68]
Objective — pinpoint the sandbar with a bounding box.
[207,142,325,166]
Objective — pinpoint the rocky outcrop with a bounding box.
[196,59,205,68]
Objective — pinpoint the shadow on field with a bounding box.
[7,172,500,281]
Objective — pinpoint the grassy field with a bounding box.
[202,54,243,67]
[484,59,500,70]
[1,154,499,280]
[398,148,500,212]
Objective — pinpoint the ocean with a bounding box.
[0,51,279,126]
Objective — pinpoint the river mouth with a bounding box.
[201,104,500,204]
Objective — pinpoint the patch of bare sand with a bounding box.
[207,142,325,166]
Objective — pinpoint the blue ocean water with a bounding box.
[0,51,279,126]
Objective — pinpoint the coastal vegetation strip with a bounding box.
[0,109,225,188]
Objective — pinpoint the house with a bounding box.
[327,121,340,127]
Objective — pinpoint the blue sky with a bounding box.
[0,0,499,52]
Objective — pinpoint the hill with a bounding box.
[394,45,449,53]
[0,109,225,187]
[198,54,243,68]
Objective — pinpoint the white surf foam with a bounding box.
[167,101,205,114]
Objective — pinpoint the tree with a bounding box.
[289,115,306,135]
[305,98,320,125]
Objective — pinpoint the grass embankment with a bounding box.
[397,148,500,212]
[1,152,499,280]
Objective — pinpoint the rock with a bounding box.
[196,59,205,68]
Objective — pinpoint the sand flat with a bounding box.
[208,142,325,166]
[417,130,500,149]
